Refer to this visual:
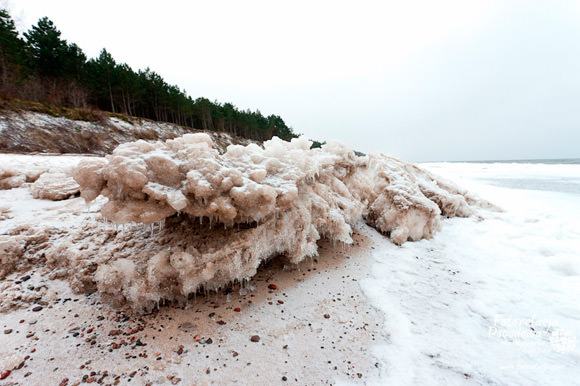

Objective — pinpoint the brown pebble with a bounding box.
[250,335,260,342]
[232,351,239,357]
[268,284,277,290]
[194,334,201,342]
[277,300,284,304]
[324,314,330,319]
[4,329,12,334]
[59,378,69,386]
[32,306,43,312]
[233,308,241,312]
[109,329,122,336]
[1,370,11,380]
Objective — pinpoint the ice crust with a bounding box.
[65,134,487,311]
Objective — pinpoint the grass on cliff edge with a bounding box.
[0,98,134,124]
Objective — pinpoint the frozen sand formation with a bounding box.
[60,133,487,311]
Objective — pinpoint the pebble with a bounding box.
[1,370,10,380]
[3,329,12,334]
[268,284,277,290]
[324,314,330,319]
[250,335,260,342]
[109,329,122,336]
[32,306,43,312]
[282,376,288,381]
[20,275,31,282]
[233,308,241,312]
[180,322,195,331]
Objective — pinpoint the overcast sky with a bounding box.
[6,0,580,161]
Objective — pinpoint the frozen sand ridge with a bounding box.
[68,133,488,311]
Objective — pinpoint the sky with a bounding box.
[5,0,580,161]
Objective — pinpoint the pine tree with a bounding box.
[0,9,27,92]
[24,17,68,78]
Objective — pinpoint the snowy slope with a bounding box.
[0,109,254,155]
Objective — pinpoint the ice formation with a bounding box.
[0,168,28,189]
[0,154,86,200]
[30,172,80,200]
[0,205,12,221]
[61,134,488,311]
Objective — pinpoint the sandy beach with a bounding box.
[0,226,384,385]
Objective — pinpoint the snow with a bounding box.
[362,161,580,385]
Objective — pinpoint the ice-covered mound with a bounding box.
[0,168,28,189]
[30,172,80,200]
[63,134,488,311]
[0,154,86,200]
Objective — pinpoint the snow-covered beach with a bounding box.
[1,153,578,385]
[364,160,580,385]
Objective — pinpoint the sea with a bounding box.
[437,158,580,195]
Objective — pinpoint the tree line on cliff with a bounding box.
[0,9,297,141]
